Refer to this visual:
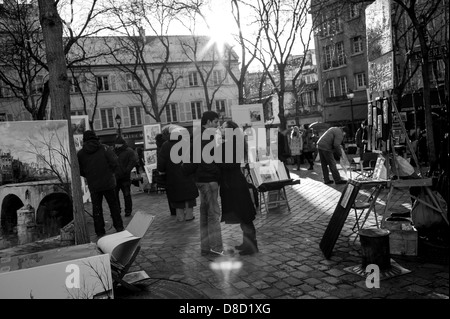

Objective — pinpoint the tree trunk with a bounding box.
[38,0,89,244]
[418,27,437,169]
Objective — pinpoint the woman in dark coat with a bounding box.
[157,125,199,222]
[218,120,259,255]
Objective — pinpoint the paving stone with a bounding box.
[304,278,322,286]
[308,290,330,298]
[325,268,347,277]
[315,282,338,292]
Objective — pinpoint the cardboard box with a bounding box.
[388,228,418,256]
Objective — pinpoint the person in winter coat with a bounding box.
[355,120,368,158]
[290,126,303,170]
[317,126,347,185]
[302,125,316,170]
[218,120,259,255]
[114,136,138,217]
[157,125,199,222]
[77,130,124,237]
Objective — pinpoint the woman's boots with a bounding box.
[235,237,259,255]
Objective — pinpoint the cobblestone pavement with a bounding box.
[2,162,447,300]
[87,163,449,300]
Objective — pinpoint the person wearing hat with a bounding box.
[114,136,138,217]
[77,130,124,237]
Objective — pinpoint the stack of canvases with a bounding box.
[249,159,289,187]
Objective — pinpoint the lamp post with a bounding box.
[346,90,355,137]
[115,114,122,137]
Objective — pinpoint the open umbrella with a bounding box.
[309,121,330,131]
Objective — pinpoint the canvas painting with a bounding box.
[0,121,72,187]
[144,150,157,166]
[71,115,89,136]
[144,164,156,184]
[143,124,161,150]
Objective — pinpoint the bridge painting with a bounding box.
[0,180,73,248]
[0,121,74,248]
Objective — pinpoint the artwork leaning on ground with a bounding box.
[0,120,74,245]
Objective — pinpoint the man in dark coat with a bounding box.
[114,136,138,217]
[157,125,198,222]
[77,130,124,237]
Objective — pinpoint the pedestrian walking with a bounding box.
[77,130,124,237]
[158,125,199,222]
[290,126,303,170]
[302,125,316,170]
[218,120,259,255]
[355,120,368,158]
[114,136,138,217]
[317,126,347,185]
[182,111,224,257]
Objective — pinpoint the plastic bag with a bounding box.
[411,190,448,229]
[393,155,415,176]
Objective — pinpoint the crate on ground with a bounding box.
[382,216,418,256]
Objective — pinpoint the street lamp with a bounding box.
[346,90,355,138]
[115,114,122,137]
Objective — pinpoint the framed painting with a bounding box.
[143,124,161,150]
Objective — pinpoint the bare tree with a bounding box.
[0,0,48,120]
[98,0,204,122]
[244,0,316,130]
[0,0,115,120]
[38,0,89,244]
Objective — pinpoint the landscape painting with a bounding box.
[0,120,72,187]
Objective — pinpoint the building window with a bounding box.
[71,110,84,116]
[324,45,333,69]
[336,42,346,66]
[100,108,115,129]
[32,75,44,94]
[0,113,6,122]
[191,101,203,120]
[339,76,348,95]
[68,77,80,93]
[129,107,142,126]
[355,72,367,89]
[96,75,110,91]
[349,3,360,19]
[165,103,178,123]
[327,79,336,97]
[215,100,226,117]
[212,70,223,86]
[352,36,363,54]
[188,72,199,86]
[126,74,139,90]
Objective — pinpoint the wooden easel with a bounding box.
[381,95,448,226]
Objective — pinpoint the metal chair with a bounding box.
[353,152,379,178]
[350,185,383,243]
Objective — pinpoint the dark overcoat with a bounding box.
[218,136,256,224]
[157,139,199,203]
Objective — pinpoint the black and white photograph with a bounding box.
[0,0,447,306]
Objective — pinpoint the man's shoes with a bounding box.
[125,212,132,217]
[335,180,347,185]
[185,217,195,221]
[308,166,314,170]
[235,243,246,250]
[116,227,125,232]
[209,249,225,257]
[324,180,334,185]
